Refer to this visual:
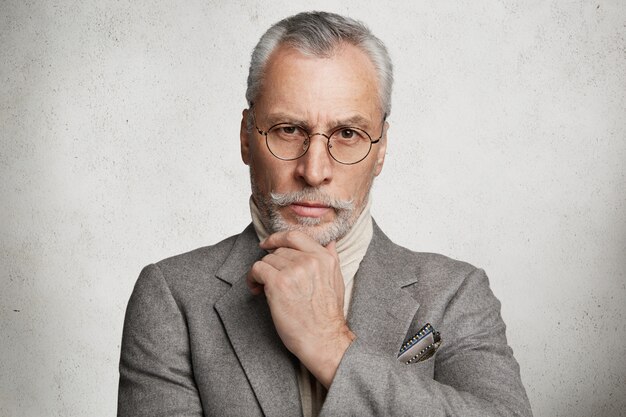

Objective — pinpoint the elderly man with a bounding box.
[118,11,532,417]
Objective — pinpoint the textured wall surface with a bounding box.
[1,1,625,416]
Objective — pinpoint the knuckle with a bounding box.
[250,261,264,275]
[292,263,310,279]
[303,256,318,270]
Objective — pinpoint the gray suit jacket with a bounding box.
[118,222,532,416]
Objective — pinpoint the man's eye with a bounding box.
[340,129,355,139]
[271,125,305,141]
[281,126,298,135]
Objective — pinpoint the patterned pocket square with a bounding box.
[397,323,442,364]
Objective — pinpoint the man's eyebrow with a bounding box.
[330,115,371,128]
[265,112,308,126]
[265,113,373,129]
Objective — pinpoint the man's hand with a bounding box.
[246,230,356,388]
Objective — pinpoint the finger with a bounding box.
[260,230,323,253]
[272,246,309,261]
[325,240,338,258]
[246,260,278,294]
[247,280,264,295]
[326,242,340,273]
[261,252,293,270]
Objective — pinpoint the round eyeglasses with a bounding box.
[252,109,386,165]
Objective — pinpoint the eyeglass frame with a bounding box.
[250,105,387,165]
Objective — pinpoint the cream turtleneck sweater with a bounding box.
[249,196,373,417]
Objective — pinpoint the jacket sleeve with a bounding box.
[117,264,203,417]
[320,268,533,417]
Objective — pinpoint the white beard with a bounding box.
[250,181,364,246]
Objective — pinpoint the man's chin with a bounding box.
[294,226,339,247]
[292,215,323,227]
[271,216,345,246]
[277,209,330,232]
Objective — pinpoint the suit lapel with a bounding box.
[214,225,302,417]
[347,222,421,356]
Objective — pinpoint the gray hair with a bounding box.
[245,11,393,120]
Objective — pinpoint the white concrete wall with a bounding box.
[1,1,625,416]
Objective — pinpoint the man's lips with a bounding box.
[289,202,332,218]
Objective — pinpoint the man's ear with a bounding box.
[240,109,250,165]
[373,121,388,177]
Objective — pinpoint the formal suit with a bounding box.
[118,222,532,416]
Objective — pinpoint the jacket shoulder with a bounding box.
[412,250,478,280]
[372,221,478,284]
[137,231,243,307]
[378,232,478,281]
[381,238,485,304]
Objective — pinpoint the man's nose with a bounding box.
[295,134,333,187]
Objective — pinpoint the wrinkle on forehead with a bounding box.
[256,43,383,131]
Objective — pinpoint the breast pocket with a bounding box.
[397,323,442,364]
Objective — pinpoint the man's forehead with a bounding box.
[269,43,376,80]
[256,43,382,123]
